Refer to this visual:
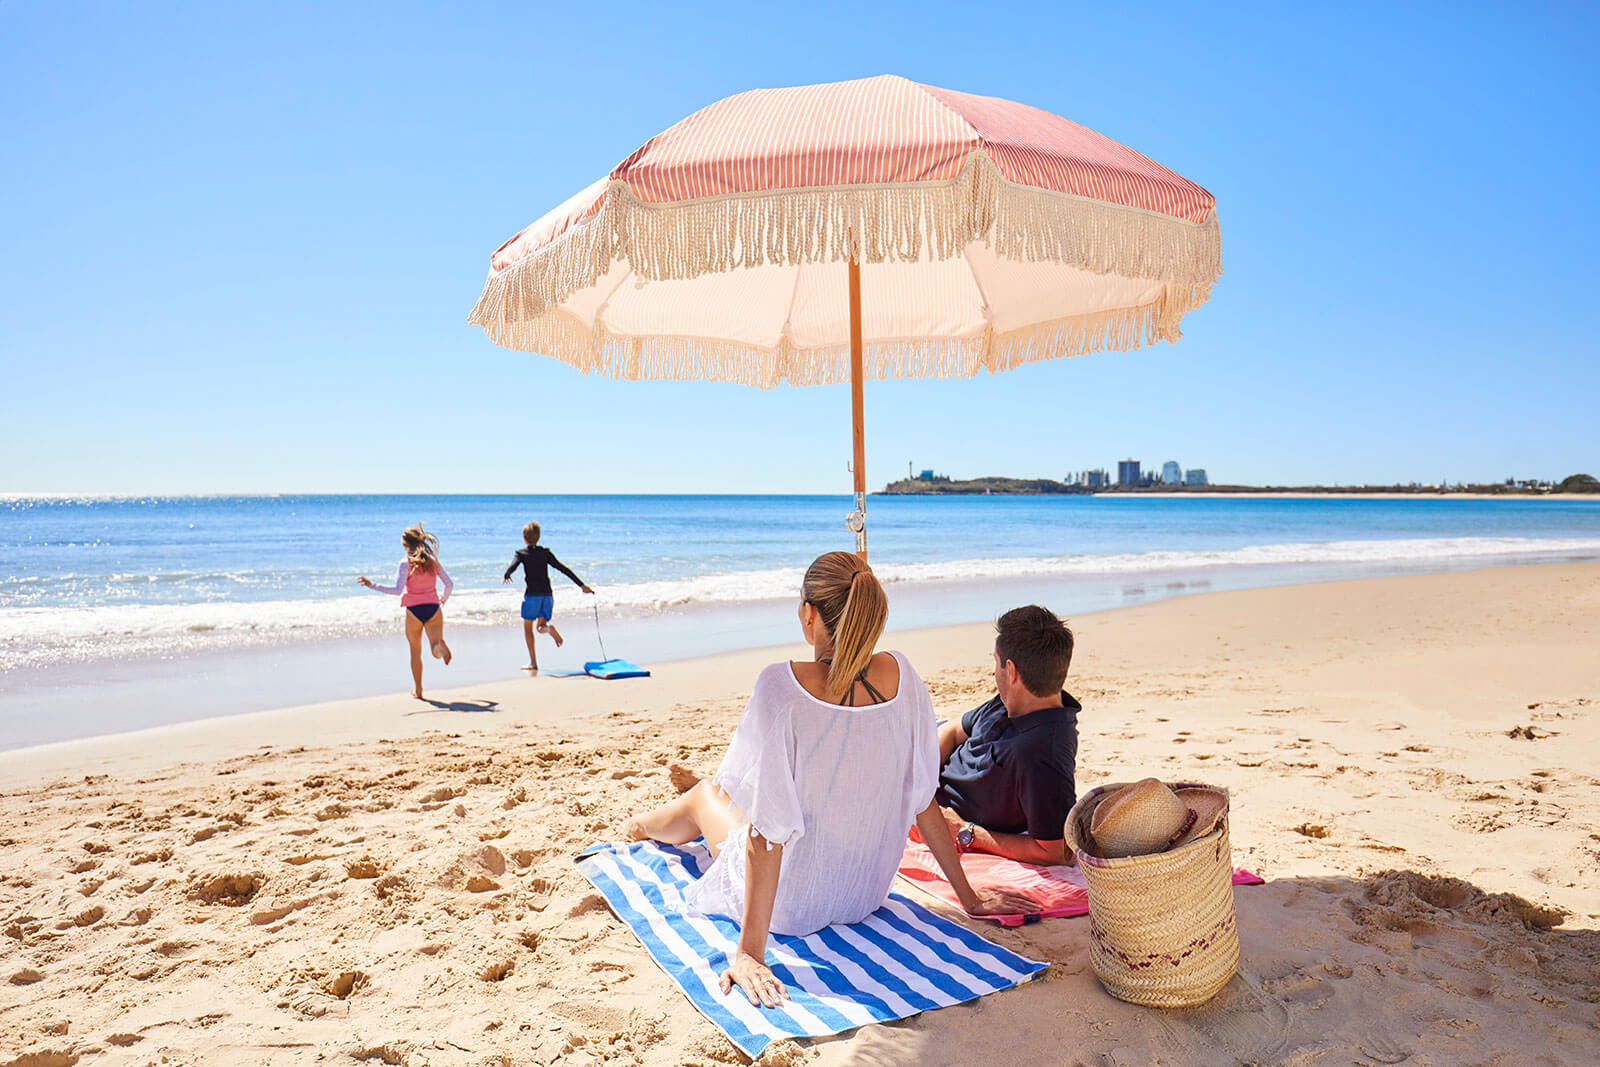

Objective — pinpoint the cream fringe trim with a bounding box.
[479,289,1189,388]
[468,150,1220,384]
[470,151,1219,307]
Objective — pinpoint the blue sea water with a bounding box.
[3,493,1599,751]
[5,492,1600,674]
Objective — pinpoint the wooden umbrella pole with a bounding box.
[847,255,867,560]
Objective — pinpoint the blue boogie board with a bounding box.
[584,658,651,680]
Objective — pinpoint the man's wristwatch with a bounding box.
[955,822,976,852]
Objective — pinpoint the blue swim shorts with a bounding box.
[521,595,555,622]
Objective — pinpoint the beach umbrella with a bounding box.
[469,75,1219,558]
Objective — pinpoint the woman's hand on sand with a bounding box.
[721,949,787,1008]
[964,887,1039,917]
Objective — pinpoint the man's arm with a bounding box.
[937,720,967,764]
[937,804,1071,865]
[966,822,1071,866]
[915,800,1036,915]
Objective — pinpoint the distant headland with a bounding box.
[879,472,1600,497]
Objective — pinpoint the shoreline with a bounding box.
[11,551,1600,753]
[5,559,1598,814]
[2,562,1596,1064]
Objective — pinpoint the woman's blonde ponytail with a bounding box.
[801,552,888,703]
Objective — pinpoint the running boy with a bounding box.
[502,521,593,674]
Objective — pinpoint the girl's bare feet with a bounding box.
[520,664,538,675]
[548,624,564,648]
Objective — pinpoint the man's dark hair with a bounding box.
[995,605,1074,697]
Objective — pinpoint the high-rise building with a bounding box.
[1117,459,1140,487]
[1162,460,1182,485]
[1184,468,1209,487]
[1084,469,1107,489]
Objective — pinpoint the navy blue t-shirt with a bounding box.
[936,692,1080,840]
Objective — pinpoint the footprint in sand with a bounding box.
[524,876,555,911]
[56,905,104,930]
[1262,971,1333,1009]
[188,873,262,906]
[325,970,367,998]
[567,893,609,919]
[345,858,380,879]
[1453,812,1509,834]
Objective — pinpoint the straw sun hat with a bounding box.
[1087,778,1228,858]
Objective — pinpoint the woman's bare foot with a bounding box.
[621,816,652,842]
[411,687,424,700]
[520,664,538,675]
[669,764,702,794]
[431,640,452,665]
[548,624,564,648]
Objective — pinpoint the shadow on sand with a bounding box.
[817,869,1600,1065]
[405,697,500,715]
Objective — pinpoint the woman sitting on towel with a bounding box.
[622,551,1031,1008]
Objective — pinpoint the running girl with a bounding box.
[359,524,454,699]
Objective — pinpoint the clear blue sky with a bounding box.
[3,2,1595,493]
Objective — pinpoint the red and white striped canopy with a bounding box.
[470,74,1220,386]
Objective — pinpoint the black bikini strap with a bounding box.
[818,657,888,707]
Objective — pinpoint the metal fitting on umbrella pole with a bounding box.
[846,493,866,555]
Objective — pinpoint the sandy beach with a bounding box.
[3,563,1597,1065]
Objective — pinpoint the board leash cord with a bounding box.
[592,600,609,663]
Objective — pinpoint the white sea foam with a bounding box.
[4,536,1598,672]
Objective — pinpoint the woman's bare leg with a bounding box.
[521,619,538,672]
[622,780,741,856]
[424,612,450,665]
[404,613,425,698]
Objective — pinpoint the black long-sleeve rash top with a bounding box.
[504,545,584,597]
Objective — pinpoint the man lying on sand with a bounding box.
[932,605,1080,866]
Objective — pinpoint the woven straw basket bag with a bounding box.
[1067,780,1240,1007]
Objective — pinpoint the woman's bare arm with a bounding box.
[719,829,788,1008]
[915,800,1037,915]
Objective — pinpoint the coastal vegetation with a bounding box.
[879,475,1090,495]
[880,474,1600,496]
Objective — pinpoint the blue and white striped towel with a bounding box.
[575,840,1046,1058]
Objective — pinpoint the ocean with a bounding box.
[4,493,1599,749]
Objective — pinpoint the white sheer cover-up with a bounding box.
[683,651,939,936]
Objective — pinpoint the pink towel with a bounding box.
[897,837,1265,927]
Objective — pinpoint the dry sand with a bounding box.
[2,563,1597,1066]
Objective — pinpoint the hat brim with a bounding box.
[1171,787,1228,850]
